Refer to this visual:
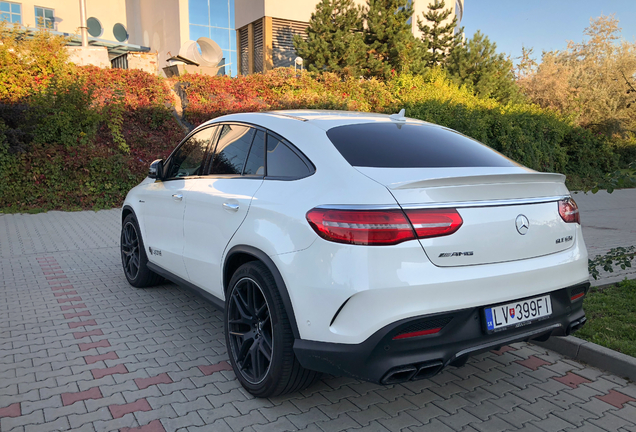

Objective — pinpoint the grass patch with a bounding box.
[575,279,636,357]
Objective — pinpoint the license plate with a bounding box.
[484,295,552,333]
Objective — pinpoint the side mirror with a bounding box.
[148,159,163,179]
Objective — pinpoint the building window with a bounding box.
[86,17,102,37]
[35,6,54,29]
[113,23,128,42]
[0,1,21,24]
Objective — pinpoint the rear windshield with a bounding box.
[326,123,520,168]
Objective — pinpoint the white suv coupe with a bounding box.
[120,110,589,397]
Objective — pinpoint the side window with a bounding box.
[166,127,215,179]
[243,130,265,176]
[210,124,255,175]
[266,135,312,178]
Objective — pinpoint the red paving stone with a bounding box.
[61,303,88,311]
[515,355,552,371]
[553,372,592,389]
[109,399,152,419]
[51,285,75,291]
[92,364,128,379]
[596,389,636,409]
[73,329,104,339]
[0,402,21,418]
[64,310,91,319]
[78,339,110,351]
[61,387,102,406]
[58,296,83,304]
[491,346,517,356]
[68,319,97,329]
[43,270,64,275]
[120,420,166,432]
[199,361,233,375]
[54,290,78,297]
[85,351,119,365]
[135,373,173,390]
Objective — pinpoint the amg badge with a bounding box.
[148,247,162,256]
[439,251,474,258]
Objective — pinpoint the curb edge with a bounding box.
[532,335,636,382]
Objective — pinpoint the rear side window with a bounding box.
[266,135,312,178]
[244,130,265,176]
[210,125,255,175]
[326,123,520,168]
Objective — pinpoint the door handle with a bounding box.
[172,194,183,201]
[223,202,239,211]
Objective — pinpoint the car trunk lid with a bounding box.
[357,167,576,266]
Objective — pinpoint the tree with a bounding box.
[519,15,636,135]
[293,0,366,76]
[363,0,426,79]
[418,0,458,67]
[446,30,521,104]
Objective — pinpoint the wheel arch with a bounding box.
[224,245,300,339]
[122,205,135,223]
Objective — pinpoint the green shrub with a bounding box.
[30,76,101,147]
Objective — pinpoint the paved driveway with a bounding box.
[1,190,636,432]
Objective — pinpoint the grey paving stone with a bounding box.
[287,407,330,429]
[257,400,301,422]
[531,413,576,432]
[438,408,481,430]
[92,413,137,432]
[135,404,178,424]
[43,401,88,423]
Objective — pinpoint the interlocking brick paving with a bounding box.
[2,199,636,431]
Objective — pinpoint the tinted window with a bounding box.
[166,127,215,178]
[326,123,520,168]
[243,130,265,176]
[266,135,311,178]
[210,125,255,175]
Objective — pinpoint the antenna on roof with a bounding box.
[389,109,406,123]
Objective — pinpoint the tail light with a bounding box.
[558,198,580,224]
[404,209,463,239]
[306,207,463,246]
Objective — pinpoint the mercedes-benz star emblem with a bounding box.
[515,214,529,235]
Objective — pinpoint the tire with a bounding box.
[120,214,163,288]
[225,261,319,397]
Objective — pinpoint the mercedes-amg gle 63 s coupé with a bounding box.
[120,110,589,397]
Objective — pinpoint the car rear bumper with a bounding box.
[293,282,589,384]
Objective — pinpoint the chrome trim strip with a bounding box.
[315,204,402,210]
[400,195,569,210]
[315,196,568,211]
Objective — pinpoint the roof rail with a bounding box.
[262,112,309,122]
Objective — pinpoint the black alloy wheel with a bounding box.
[121,221,140,280]
[224,261,319,397]
[227,277,273,384]
[120,214,163,288]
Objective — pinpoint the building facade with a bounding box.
[1,0,463,76]
[235,0,465,75]
[0,0,237,75]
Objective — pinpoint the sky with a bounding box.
[459,0,636,64]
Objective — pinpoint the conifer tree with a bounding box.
[363,0,426,79]
[446,31,521,104]
[418,0,458,67]
[293,0,366,76]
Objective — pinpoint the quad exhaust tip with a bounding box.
[381,360,444,385]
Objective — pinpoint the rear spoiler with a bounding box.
[392,173,566,190]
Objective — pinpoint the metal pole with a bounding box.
[79,0,88,47]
